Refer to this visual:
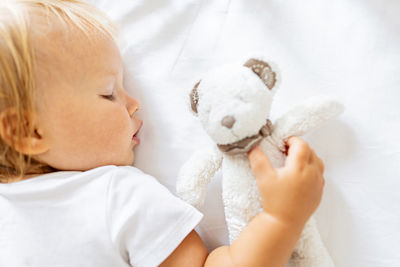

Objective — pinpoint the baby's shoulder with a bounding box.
[106,165,156,183]
[84,165,150,182]
[103,165,166,195]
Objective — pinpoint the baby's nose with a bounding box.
[221,115,236,129]
[127,97,140,117]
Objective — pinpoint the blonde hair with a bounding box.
[0,0,116,183]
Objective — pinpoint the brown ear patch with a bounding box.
[243,58,276,90]
[190,80,200,113]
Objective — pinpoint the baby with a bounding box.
[0,1,326,267]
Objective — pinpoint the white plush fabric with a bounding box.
[89,1,400,266]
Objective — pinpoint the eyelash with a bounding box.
[102,94,115,101]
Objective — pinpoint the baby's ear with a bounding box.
[189,80,200,115]
[243,58,279,92]
[0,107,49,155]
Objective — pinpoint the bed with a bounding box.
[90,0,400,266]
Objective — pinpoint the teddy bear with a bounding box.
[176,56,344,267]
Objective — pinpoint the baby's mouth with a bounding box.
[217,119,273,155]
[132,121,143,144]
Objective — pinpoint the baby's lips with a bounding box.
[133,120,143,137]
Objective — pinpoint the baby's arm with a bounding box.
[160,136,325,267]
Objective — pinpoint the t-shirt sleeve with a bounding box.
[106,166,203,267]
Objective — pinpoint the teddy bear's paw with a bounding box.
[176,189,205,208]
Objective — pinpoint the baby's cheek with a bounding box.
[100,109,131,146]
[62,102,132,164]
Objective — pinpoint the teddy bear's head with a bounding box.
[189,57,279,155]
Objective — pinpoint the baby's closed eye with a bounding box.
[101,93,115,101]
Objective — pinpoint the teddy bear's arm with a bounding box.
[271,96,344,150]
[176,146,223,208]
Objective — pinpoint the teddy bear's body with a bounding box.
[177,57,343,266]
[222,136,283,242]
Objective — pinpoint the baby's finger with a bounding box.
[248,146,276,182]
[285,137,310,168]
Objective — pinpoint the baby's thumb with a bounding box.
[248,146,276,182]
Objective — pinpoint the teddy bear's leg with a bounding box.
[287,216,335,267]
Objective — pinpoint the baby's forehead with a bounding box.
[33,15,111,61]
[31,15,121,83]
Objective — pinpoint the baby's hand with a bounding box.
[248,136,325,226]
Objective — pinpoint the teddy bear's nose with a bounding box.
[221,115,236,129]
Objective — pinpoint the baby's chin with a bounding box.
[129,149,136,166]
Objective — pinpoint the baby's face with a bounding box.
[32,22,142,171]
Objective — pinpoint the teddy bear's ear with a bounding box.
[243,58,277,90]
[189,80,200,114]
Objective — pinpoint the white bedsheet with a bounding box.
[91,1,400,266]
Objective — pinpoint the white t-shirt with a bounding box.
[0,165,203,267]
